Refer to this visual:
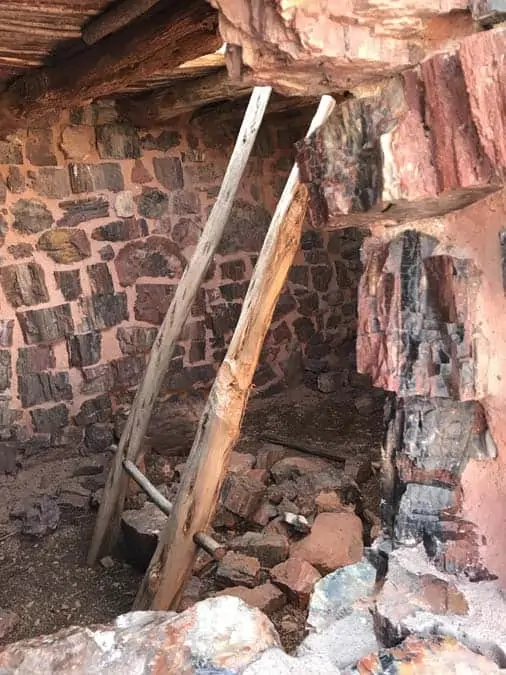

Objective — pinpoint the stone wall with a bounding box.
[0,102,362,460]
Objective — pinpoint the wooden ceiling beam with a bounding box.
[0,0,219,133]
[82,0,162,45]
[119,68,252,126]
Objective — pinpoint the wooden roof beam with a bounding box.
[82,0,162,46]
[0,0,219,133]
[119,68,252,126]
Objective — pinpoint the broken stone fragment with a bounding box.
[270,557,321,607]
[307,558,378,632]
[121,502,167,571]
[282,512,311,534]
[0,597,280,673]
[230,532,290,568]
[220,473,266,519]
[349,635,501,674]
[215,582,286,615]
[291,511,364,574]
[298,609,378,671]
[0,609,19,641]
[57,481,91,510]
[255,442,289,470]
[243,647,340,675]
[178,575,202,612]
[228,451,256,474]
[216,551,261,589]
[10,494,60,537]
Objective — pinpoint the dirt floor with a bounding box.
[0,384,383,650]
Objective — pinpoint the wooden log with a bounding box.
[87,86,272,567]
[0,0,219,132]
[120,68,252,127]
[82,0,161,45]
[134,94,337,611]
[296,36,506,231]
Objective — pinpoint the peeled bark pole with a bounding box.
[134,94,336,610]
[88,86,272,566]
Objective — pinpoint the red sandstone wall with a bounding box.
[0,102,361,458]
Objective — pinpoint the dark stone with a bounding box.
[205,303,242,336]
[0,350,11,392]
[0,140,22,164]
[137,188,169,218]
[12,494,60,536]
[162,364,216,392]
[74,394,112,426]
[141,130,181,151]
[191,288,206,317]
[57,197,109,228]
[23,434,51,456]
[80,293,128,330]
[254,363,278,387]
[34,168,71,199]
[0,173,6,204]
[17,304,74,345]
[293,317,316,341]
[53,425,84,451]
[170,217,202,248]
[182,320,206,341]
[218,200,271,254]
[96,123,140,160]
[115,236,185,287]
[69,163,124,193]
[37,228,91,264]
[17,346,55,374]
[87,263,114,295]
[184,162,221,184]
[131,159,153,184]
[189,341,206,363]
[84,423,114,453]
[171,190,199,215]
[273,293,297,321]
[116,326,158,355]
[220,259,246,281]
[7,166,25,193]
[110,355,145,390]
[99,245,115,261]
[311,265,333,292]
[11,199,54,234]
[153,157,184,190]
[80,364,114,395]
[289,265,309,286]
[92,218,148,242]
[26,129,57,166]
[0,441,18,474]
[272,321,292,343]
[66,332,102,367]
[134,284,176,324]
[0,321,14,347]
[304,249,329,265]
[8,243,33,259]
[297,292,319,316]
[18,372,72,408]
[0,262,49,308]
[220,282,248,302]
[54,269,82,301]
[301,231,324,250]
[30,404,69,433]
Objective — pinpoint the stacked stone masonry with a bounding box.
[0,103,362,458]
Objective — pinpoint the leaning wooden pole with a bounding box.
[134,95,337,610]
[88,86,272,566]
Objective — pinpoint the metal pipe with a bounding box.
[122,458,226,560]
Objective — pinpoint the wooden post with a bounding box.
[134,95,337,611]
[87,86,272,566]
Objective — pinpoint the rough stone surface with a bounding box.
[30,404,69,433]
[67,332,101,367]
[17,304,74,345]
[115,236,185,286]
[54,270,82,301]
[229,532,290,568]
[80,293,128,330]
[58,197,109,227]
[96,123,140,160]
[270,558,321,607]
[307,558,378,631]
[137,188,169,218]
[0,610,19,641]
[10,495,60,537]
[220,474,266,519]
[18,372,72,408]
[350,636,500,674]
[291,512,364,574]
[216,552,261,589]
[37,228,91,264]
[216,582,286,615]
[92,218,147,242]
[11,199,54,234]
[121,502,167,570]
[0,597,281,673]
[0,263,49,308]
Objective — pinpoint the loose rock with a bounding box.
[291,511,363,574]
[270,557,321,607]
[121,502,167,570]
[216,582,286,614]
[10,494,60,537]
[230,532,290,568]
[216,551,261,589]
